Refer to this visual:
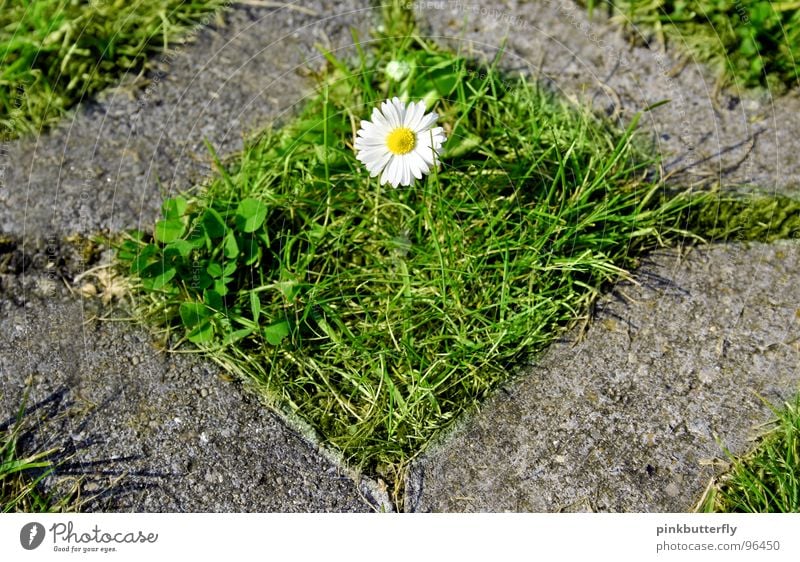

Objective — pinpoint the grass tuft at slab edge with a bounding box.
[1,394,81,513]
[697,393,800,513]
[116,24,727,478]
[585,0,800,91]
[0,0,226,140]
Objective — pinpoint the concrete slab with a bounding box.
[406,241,800,512]
[0,0,376,236]
[414,0,800,195]
[0,293,388,512]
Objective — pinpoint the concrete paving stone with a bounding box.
[0,0,377,236]
[0,294,389,512]
[414,0,800,195]
[406,240,800,512]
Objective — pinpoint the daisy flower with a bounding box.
[354,97,446,188]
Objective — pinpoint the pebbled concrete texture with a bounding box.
[0,295,388,513]
[0,0,377,236]
[406,241,800,512]
[414,0,800,196]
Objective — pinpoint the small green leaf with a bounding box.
[139,261,169,279]
[143,265,176,290]
[154,219,185,244]
[255,230,270,248]
[179,301,211,328]
[277,280,301,301]
[192,271,213,290]
[162,197,188,220]
[314,145,342,165]
[187,320,214,344]
[207,262,223,278]
[307,223,326,241]
[116,238,143,261]
[429,66,459,96]
[223,231,239,259]
[214,278,230,296]
[222,327,252,346]
[223,260,237,277]
[129,244,158,274]
[187,227,207,249]
[164,239,194,259]
[204,289,223,311]
[263,320,291,346]
[236,198,267,233]
[250,292,261,323]
[202,208,227,239]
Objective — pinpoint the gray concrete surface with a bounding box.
[0,0,377,236]
[0,237,389,512]
[406,241,800,512]
[415,0,800,195]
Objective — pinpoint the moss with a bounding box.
[688,193,800,243]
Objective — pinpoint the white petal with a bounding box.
[364,154,392,175]
[429,130,446,150]
[356,131,386,141]
[403,158,414,185]
[355,118,390,149]
[394,158,406,187]
[367,152,392,176]
[408,152,426,179]
[393,98,407,126]
[415,142,436,166]
[362,145,390,161]
[371,107,390,128]
[382,156,402,187]
[418,128,446,152]
[355,137,388,151]
[354,133,377,147]
[416,111,439,132]
[359,120,381,134]
[379,156,394,186]
[381,99,399,127]
[396,157,408,186]
[404,101,424,130]
[400,101,415,128]
[358,145,389,159]
[414,102,428,128]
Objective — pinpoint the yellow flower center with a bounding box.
[386,127,416,155]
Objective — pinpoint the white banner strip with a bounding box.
[2,513,799,561]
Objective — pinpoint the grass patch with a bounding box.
[1,0,226,140]
[115,3,800,494]
[1,394,80,512]
[117,21,705,474]
[585,1,800,91]
[697,394,800,512]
